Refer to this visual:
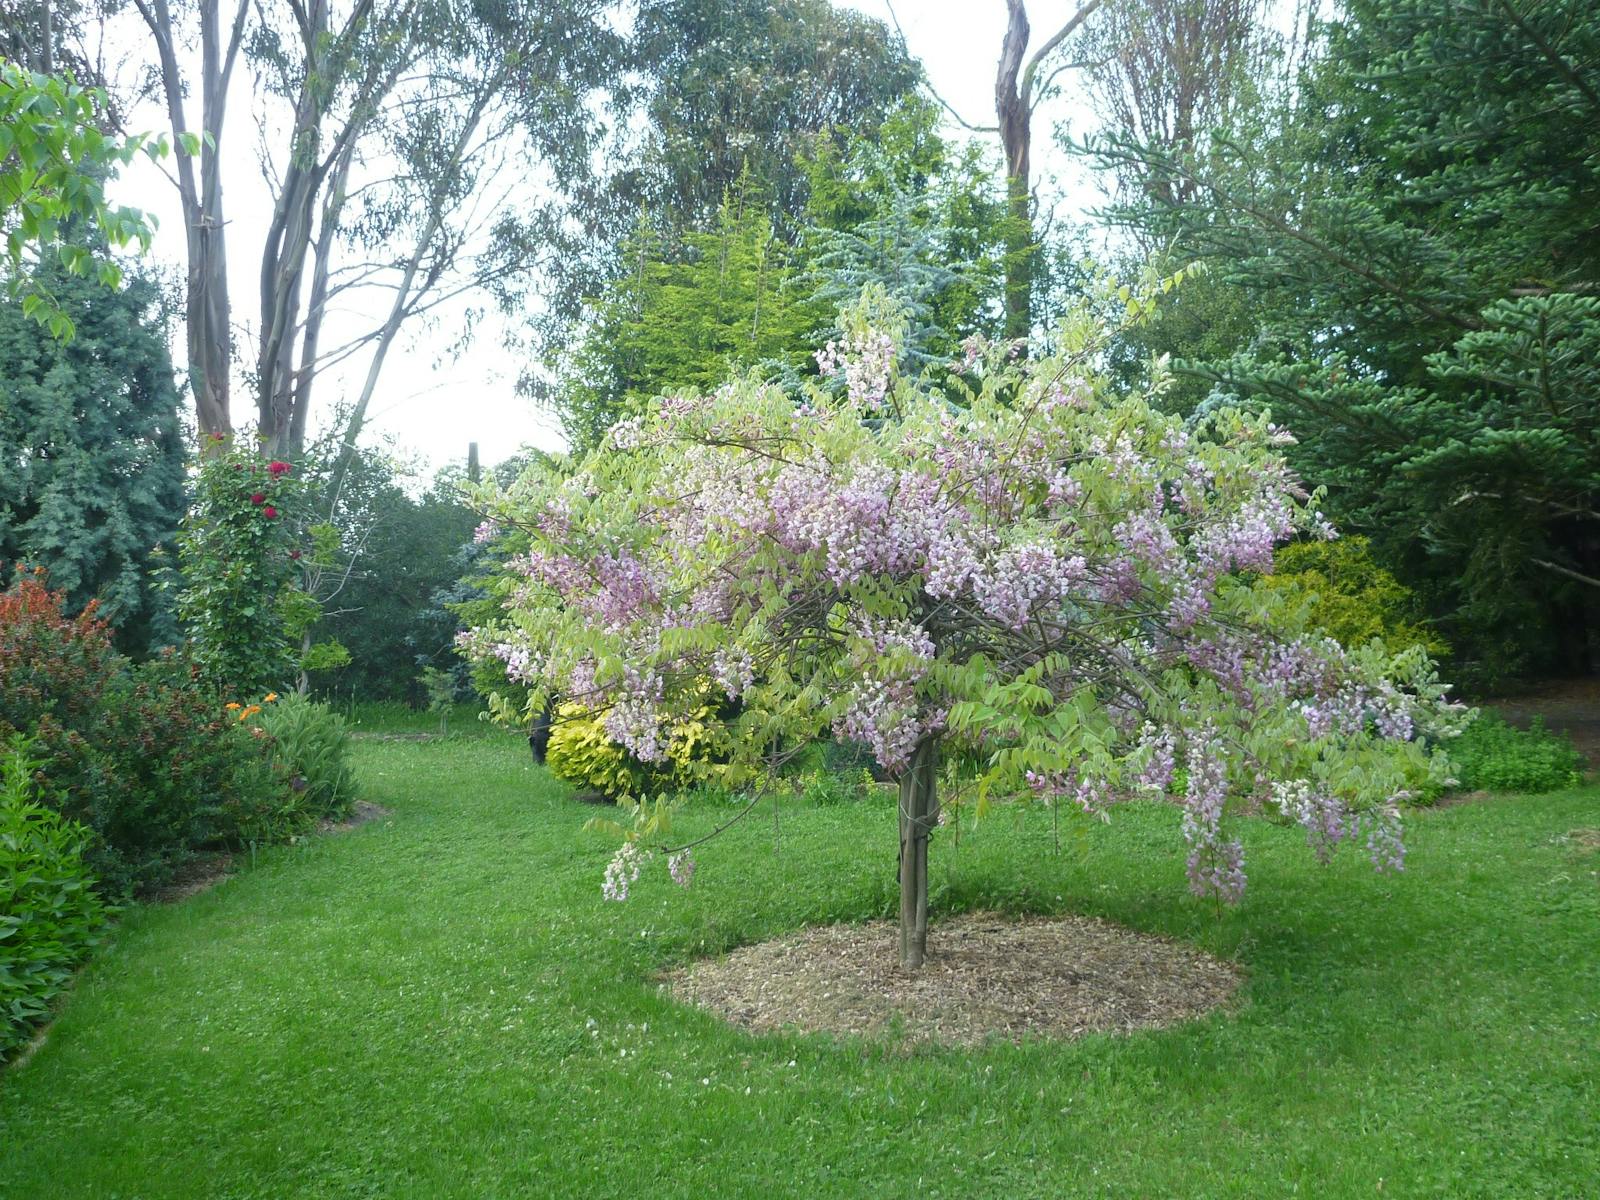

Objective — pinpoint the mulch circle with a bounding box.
[665,910,1243,1047]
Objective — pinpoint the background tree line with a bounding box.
[3,0,1597,697]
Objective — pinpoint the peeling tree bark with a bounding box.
[994,0,1104,342]
[133,0,250,443]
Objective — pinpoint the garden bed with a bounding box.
[666,910,1243,1046]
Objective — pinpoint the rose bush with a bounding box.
[175,440,307,696]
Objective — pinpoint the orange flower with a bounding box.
[238,704,262,721]
[263,692,279,703]
[225,702,242,711]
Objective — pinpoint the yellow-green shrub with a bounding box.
[544,692,740,801]
[1262,537,1447,656]
[545,703,648,800]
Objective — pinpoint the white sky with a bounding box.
[107,1,1107,480]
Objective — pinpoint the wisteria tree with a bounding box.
[463,289,1463,970]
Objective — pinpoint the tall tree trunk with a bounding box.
[993,0,1104,343]
[897,735,940,970]
[996,0,1033,342]
[257,0,331,457]
[38,0,52,73]
[287,147,351,458]
[135,0,248,443]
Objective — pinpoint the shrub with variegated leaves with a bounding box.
[463,288,1467,969]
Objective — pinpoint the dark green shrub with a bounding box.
[254,694,355,821]
[1449,714,1584,794]
[1,737,108,1060]
[101,654,284,882]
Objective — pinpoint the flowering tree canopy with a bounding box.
[464,292,1464,969]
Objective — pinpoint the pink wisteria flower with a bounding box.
[460,294,1465,941]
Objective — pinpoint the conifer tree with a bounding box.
[0,263,185,652]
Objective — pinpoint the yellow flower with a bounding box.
[225,702,242,711]
[263,692,279,703]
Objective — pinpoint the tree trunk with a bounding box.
[897,735,940,970]
[136,0,248,443]
[996,0,1033,342]
[993,0,1104,342]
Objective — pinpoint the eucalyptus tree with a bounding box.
[130,0,625,450]
[621,0,922,238]
[992,0,1102,340]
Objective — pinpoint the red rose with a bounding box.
[262,506,278,520]
[267,460,292,478]
[250,492,265,505]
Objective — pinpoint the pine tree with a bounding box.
[0,264,186,652]
[1088,0,1600,682]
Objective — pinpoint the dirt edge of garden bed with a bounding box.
[664,910,1243,1047]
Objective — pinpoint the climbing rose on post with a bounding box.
[465,296,1464,970]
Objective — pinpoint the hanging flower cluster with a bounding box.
[464,293,1466,904]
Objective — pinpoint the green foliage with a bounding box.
[0,568,283,896]
[1448,714,1584,795]
[553,182,825,453]
[0,734,107,1061]
[175,442,308,696]
[0,62,170,338]
[306,449,480,705]
[101,656,283,888]
[545,703,648,801]
[622,0,921,234]
[253,695,355,822]
[545,694,740,803]
[791,764,878,807]
[419,666,456,735]
[552,100,1008,451]
[0,261,186,653]
[1091,0,1600,679]
[1259,537,1447,657]
[801,97,1006,369]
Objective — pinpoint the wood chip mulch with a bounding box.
[665,911,1243,1047]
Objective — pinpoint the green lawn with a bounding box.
[3,731,1597,1198]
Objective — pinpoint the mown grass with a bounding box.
[337,699,497,737]
[2,727,1597,1198]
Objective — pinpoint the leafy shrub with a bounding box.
[0,568,305,896]
[1262,537,1447,656]
[88,655,283,892]
[545,694,741,802]
[252,694,355,821]
[1,737,108,1060]
[794,767,879,806]
[1448,714,1584,794]
[175,440,308,695]
[546,703,648,800]
[419,666,456,735]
